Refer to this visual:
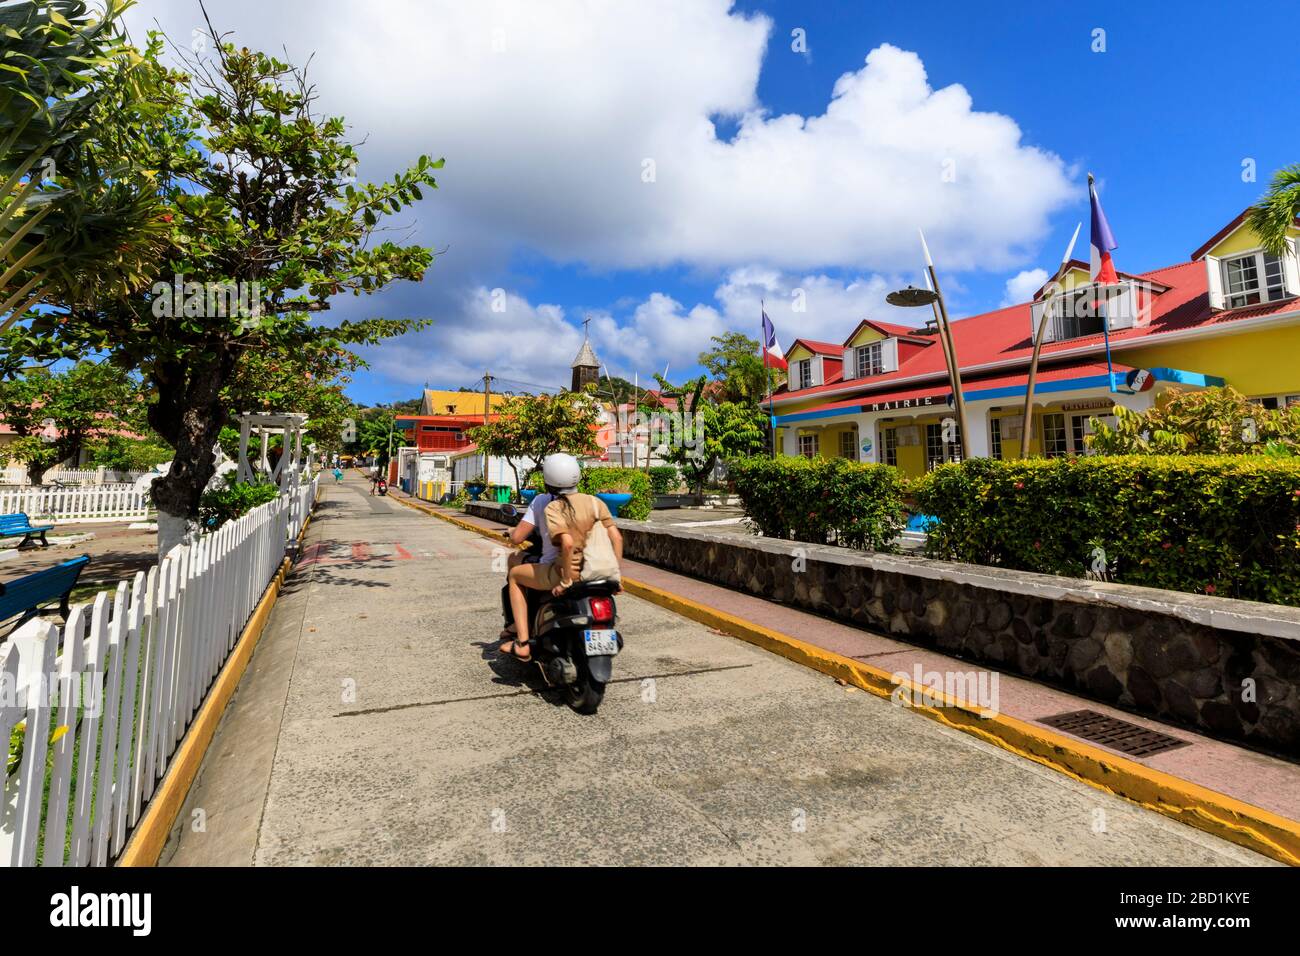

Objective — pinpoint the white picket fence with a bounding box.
[0,475,318,866]
[0,485,151,525]
[0,466,150,487]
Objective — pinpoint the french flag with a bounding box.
[1089,174,1119,285]
[761,309,787,370]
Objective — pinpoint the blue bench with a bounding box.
[0,512,53,549]
[0,556,91,629]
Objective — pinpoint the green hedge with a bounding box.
[913,456,1300,606]
[730,456,907,551]
[579,466,653,520]
[648,465,681,496]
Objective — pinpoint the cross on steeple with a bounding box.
[570,314,600,391]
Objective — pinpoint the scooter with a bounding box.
[375,477,388,496]
[499,503,622,714]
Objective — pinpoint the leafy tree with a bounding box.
[224,346,356,456]
[698,331,781,405]
[468,392,601,490]
[36,27,441,552]
[1087,386,1300,456]
[0,359,137,482]
[1247,163,1300,257]
[86,432,172,472]
[652,374,766,496]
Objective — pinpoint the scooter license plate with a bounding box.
[583,629,619,656]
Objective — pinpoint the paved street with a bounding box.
[163,475,1274,866]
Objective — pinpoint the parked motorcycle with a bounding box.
[375,477,388,496]
[499,503,622,714]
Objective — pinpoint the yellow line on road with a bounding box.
[410,494,1300,866]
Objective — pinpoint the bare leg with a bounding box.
[505,562,551,654]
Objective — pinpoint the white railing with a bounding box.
[0,474,317,866]
[0,486,151,524]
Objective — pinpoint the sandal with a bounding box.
[498,639,532,662]
[498,625,517,641]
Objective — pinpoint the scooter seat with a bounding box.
[566,578,620,597]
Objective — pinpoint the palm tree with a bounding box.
[1247,164,1300,257]
[0,1,166,335]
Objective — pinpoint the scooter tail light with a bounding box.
[589,596,614,623]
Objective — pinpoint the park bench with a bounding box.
[0,555,91,632]
[0,512,54,549]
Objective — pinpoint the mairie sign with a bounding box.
[866,393,952,412]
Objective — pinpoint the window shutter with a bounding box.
[1030,296,1056,344]
[845,347,858,381]
[1205,255,1225,310]
[881,338,899,372]
[811,357,824,387]
[1106,282,1136,330]
[1284,238,1300,298]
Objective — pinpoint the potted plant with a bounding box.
[593,480,634,517]
[465,473,486,501]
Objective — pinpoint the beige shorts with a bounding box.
[534,561,565,590]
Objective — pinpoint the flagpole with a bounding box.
[763,299,776,458]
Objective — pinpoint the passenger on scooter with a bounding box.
[499,454,623,663]
[498,487,553,642]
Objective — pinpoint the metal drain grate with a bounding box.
[1039,710,1191,757]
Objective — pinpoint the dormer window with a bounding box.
[1222,250,1287,308]
[796,358,813,389]
[854,342,884,378]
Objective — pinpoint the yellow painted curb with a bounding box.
[410,495,1300,866]
[117,508,317,867]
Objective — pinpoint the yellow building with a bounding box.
[418,389,509,417]
[771,209,1300,477]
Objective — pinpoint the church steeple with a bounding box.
[570,316,600,392]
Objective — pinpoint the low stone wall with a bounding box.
[613,520,1300,756]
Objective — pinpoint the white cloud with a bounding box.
[1001,268,1049,306]
[126,1,1076,389]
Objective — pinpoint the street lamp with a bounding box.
[887,233,970,460]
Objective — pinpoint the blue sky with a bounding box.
[131,0,1300,406]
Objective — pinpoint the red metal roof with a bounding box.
[774,252,1300,406]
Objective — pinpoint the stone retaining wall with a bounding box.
[613,520,1300,756]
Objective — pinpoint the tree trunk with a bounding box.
[147,352,233,558]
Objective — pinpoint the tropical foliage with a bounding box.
[652,373,766,495]
[1087,386,1300,457]
[1247,163,1300,257]
[578,466,652,520]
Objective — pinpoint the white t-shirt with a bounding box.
[519,493,557,564]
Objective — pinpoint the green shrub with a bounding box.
[913,456,1300,606]
[198,477,281,530]
[579,466,652,520]
[648,465,681,496]
[730,456,907,551]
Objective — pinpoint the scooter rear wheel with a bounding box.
[564,657,605,715]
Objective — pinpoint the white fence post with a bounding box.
[0,480,316,866]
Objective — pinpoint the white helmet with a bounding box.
[542,453,581,494]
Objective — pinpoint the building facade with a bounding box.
[771,209,1300,478]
